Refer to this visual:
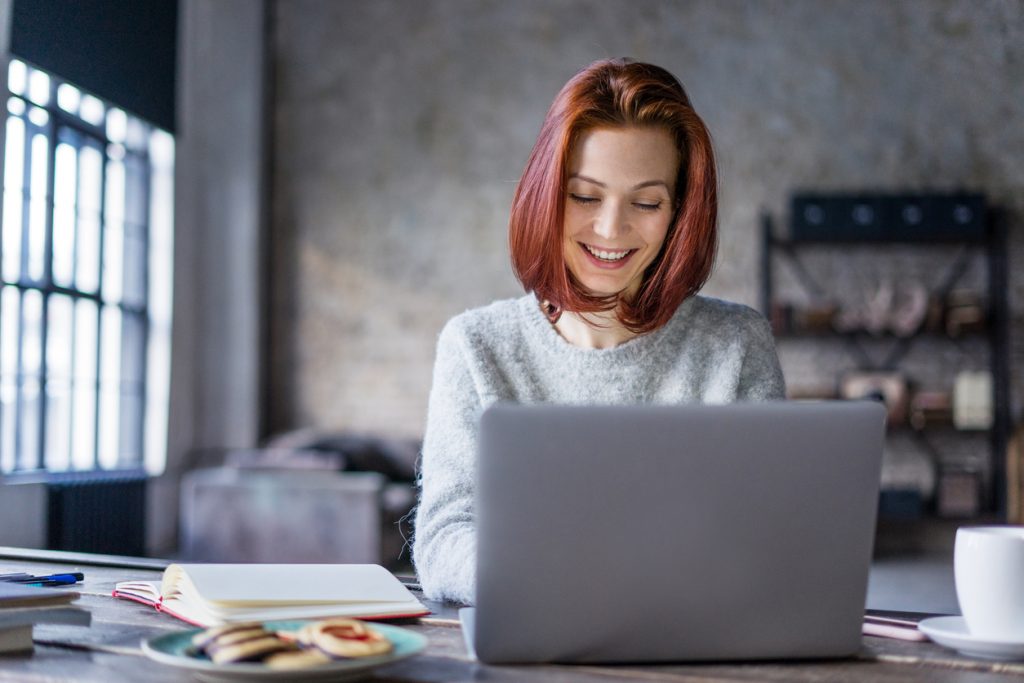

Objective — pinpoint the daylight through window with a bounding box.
[0,59,173,475]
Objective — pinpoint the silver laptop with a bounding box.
[463,400,886,664]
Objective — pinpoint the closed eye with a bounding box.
[570,194,662,212]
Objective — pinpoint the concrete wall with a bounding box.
[156,0,270,555]
[269,0,1024,449]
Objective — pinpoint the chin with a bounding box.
[579,279,634,298]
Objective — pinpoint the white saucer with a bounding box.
[919,616,1024,660]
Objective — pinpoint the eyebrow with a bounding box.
[569,174,669,191]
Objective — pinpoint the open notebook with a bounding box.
[112,564,428,627]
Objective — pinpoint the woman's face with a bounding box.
[563,125,680,299]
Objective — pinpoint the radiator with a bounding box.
[47,474,147,556]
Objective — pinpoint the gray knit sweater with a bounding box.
[412,294,786,604]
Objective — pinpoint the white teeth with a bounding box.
[584,244,630,261]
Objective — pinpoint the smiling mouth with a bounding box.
[582,243,635,262]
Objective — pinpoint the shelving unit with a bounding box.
[760,195,1010,518]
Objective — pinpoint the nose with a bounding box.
[593,201,626,240]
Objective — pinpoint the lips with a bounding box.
[578,242,636,269]
[584,244,630,261]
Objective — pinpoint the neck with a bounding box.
[553,308,638,349]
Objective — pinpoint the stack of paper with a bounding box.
[0,582,91,653]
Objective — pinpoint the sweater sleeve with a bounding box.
[412,318,482,604]
[736,314,787,401]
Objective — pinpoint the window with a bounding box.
[0,59,173,475]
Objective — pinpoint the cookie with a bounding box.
[208,636,295,665]
[191,622,265,650]
[204,627,272,650]
[264,648,333,670]
[304,619,393,658]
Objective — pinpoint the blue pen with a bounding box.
[28,577,79,587]
[28,581,71,587]
[1,572,83,585]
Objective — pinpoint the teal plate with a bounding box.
[142,620,427,682]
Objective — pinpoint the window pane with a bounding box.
[26,69,49,106]
[106,108,127,144]
[71,298,97,469]
[117,390,142,468]
[120,313,144,468]
[7,97,25,116]
[7,60,26,96]
[79,94,104,127]
[2,115,25,282]
[98,305,121,468]
[27,106,48,128]
[149,128,174,169]
[45,294,73,471]
[103,157,124,302]
[126,117,147,152]
[121,312,146,389]
[76,146,103,293]
[46,293,73,381]
[98,384,119,469]
[78,145,103,213]
[45,378,71,471]
[21,289,42,379]
[27,134,49,281]
[122,151,147,305]
[18,290,43,471]
[103,224,123,303]
[57,83,81,115]
[144,324,169,475]
[119,311,145,469]
[125,153,147,232]
[0,286,20,377]
[0,377,15,472]
[123,235,146,307]
[100,305,122,384]
[18,377,39,470]
[53,143,78,287]
[0,286,19,472]
[76,216,100,293]
[146,129,174,475]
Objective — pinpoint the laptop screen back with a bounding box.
[474,401,886,664]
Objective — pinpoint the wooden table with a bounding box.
[1,547,1021,682]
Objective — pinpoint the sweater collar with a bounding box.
[518,294,694,363]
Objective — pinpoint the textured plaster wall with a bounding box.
[270,0,1024,446]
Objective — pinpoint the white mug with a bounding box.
[954,526,1024,640]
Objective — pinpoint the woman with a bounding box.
[413,58,785,605]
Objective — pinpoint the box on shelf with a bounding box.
[790,192,986,242]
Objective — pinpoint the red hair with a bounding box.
[509,58,718,334]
